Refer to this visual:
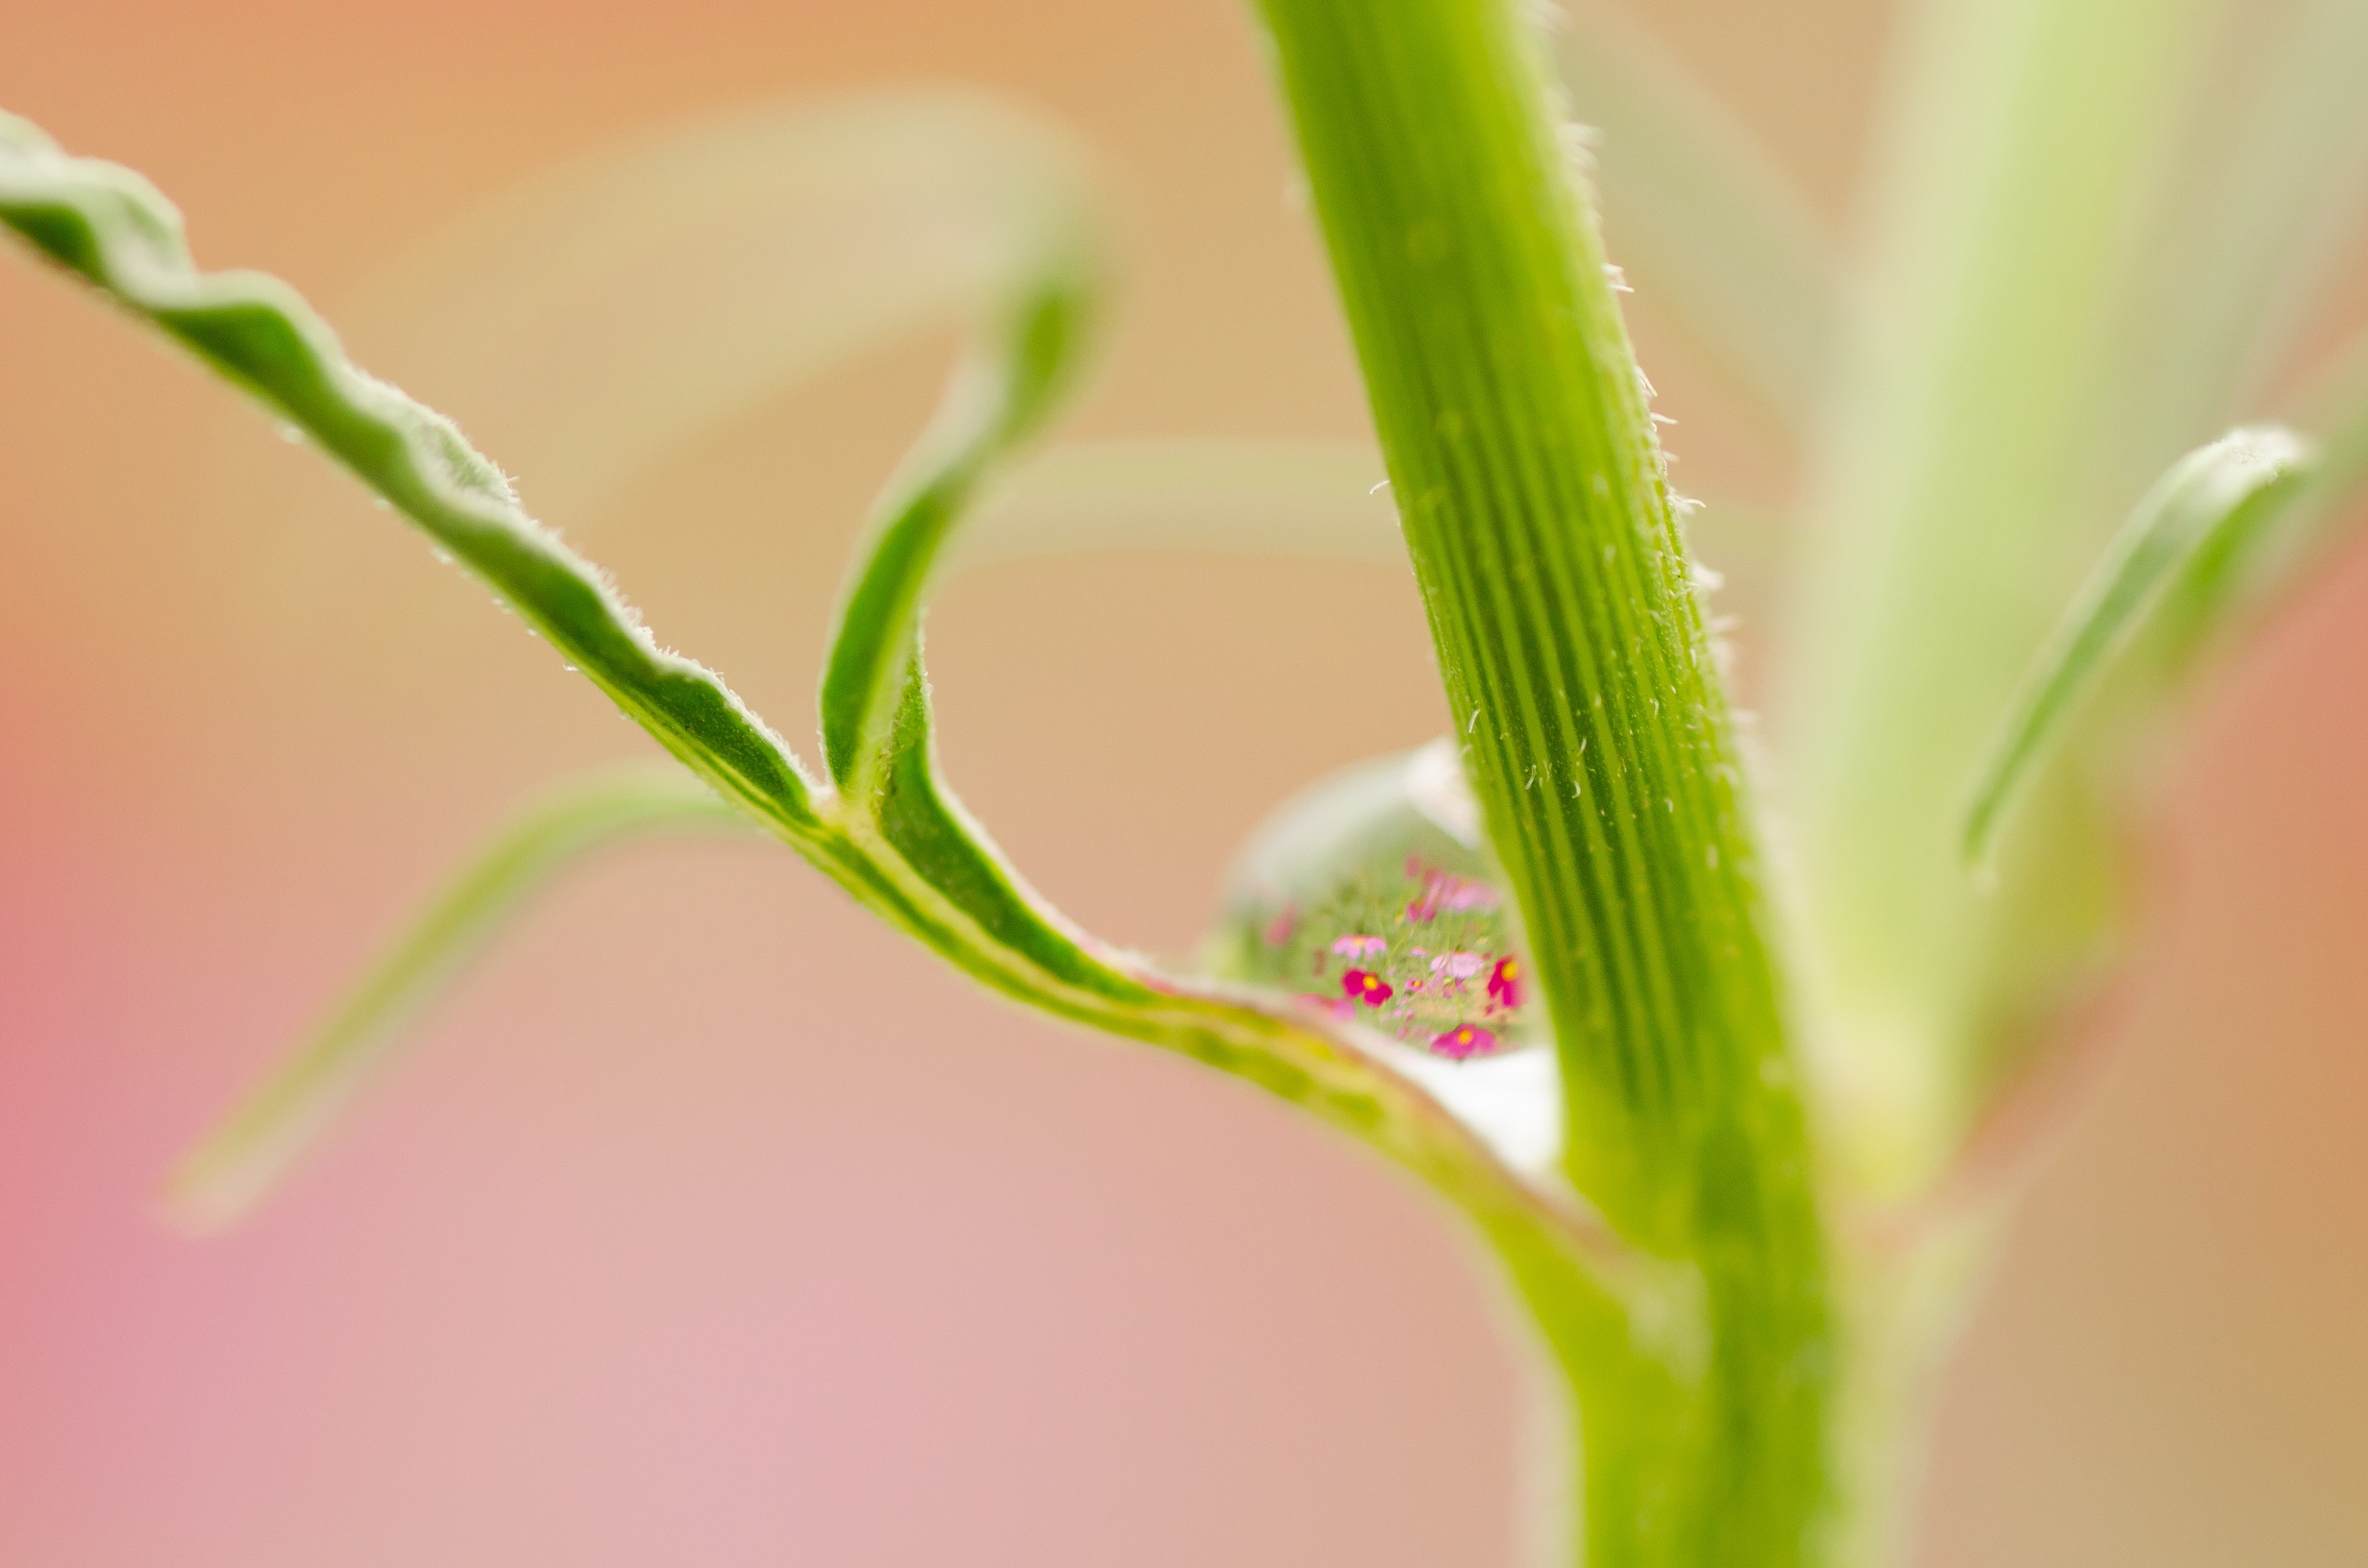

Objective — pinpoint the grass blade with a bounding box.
[164,766,752,1234]
[1961,426,2312,871]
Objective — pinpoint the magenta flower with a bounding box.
[1488,957,1523,1010]
[1330,934,1387,959]
[1430,1022,1496,1060]
[1341,968,1394,1007]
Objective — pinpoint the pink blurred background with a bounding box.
[2,0,2362,1562]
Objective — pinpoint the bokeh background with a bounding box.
[2,0,2363,1562]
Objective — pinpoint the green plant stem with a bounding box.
[1251,2,1834,1562]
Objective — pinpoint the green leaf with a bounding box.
[1961,427,2312,872]
[2121,333,2368,676]
[818,260,1099,789]
[164,766,753,1234]
[1251,2,1832,1561]
[0,112,824,840]
[1550,0,1844,431]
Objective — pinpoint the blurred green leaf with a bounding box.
[165,766,752,1233]
[2138,330,2368,665]
[961,438,1397,566]
[336,93,1101,532]
[1777,0,2215,1179]
[1961,427,2312,871]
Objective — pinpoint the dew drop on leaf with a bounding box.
[1199,741,1540,1058]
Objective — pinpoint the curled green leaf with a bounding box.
[818,261,1099,788]
[165,766,752,1234]
[1962,425,2314,871]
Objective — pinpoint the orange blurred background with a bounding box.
[1,1,2362,1562]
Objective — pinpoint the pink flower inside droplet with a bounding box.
[1403,867,1499,923]
[1439,878,1497,913]
[1488,957,1523,1010]
[1341,968,1394,1007]
[1330,934,1387,959]
[1430,1023,1496,1060]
